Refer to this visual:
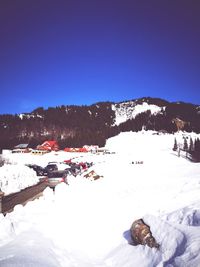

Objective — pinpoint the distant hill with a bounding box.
[0,97,200,150]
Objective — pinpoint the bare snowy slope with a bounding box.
[112,101,164,126]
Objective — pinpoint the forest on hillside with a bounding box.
[0,99,200,151]
[0,102,118,149]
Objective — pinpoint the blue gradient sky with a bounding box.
[1,0,200,114]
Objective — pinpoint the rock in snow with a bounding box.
[130,218,159,248]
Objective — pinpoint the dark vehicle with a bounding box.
[78,162,87,170]
[44,162,71,175]
[64,161,93,176]
[26,164,45,176]
[47,170,68,188]
[44,163,58,173]
[67,163,81,176]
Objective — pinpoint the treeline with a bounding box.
[118,102,200,133]
[0,102,118,150]
[0,99,200,151]
[173,137,200,162]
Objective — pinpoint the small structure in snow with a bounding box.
[64,147,88,152]
[37,141,59,151]
[31,149,49,155]
[83,145,99,153]
[130,219,159,249]
[64,145,99,153]
[12,144,30,153]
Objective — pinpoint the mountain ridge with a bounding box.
[0,97,200,150]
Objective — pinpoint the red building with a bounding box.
[64,147,88,152]
[37,141,59,151]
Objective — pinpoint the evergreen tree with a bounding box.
[191,138,200,162]
[173,138,178,151]
[183,137,188,151]
[189,137,194,152]
[194,138,200,153]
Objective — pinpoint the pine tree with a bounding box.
[194,138,200,154]
[189,137,194,152]
[173,137,178,151]
[190,138,200,162]
[183,137,188,151]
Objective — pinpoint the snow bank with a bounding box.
[0,164,39,195]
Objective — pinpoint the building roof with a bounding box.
[14,144,29,149]
[42,141,58,146]
[37,140,59,151]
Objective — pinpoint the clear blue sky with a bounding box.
[1,0,200,114]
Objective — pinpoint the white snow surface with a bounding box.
[0,165,39,195]
[112,102,163,125]
[1,131,200,266]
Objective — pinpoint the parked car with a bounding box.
[65,161,93,176]
[44,162,70,174]
[47,170,68,188]
[26,164,46,176]
[44,162,58,173]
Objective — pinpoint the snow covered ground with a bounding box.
[0,164,39,195]
[1,131,200,266]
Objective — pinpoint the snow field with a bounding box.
[0,131,200,266]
